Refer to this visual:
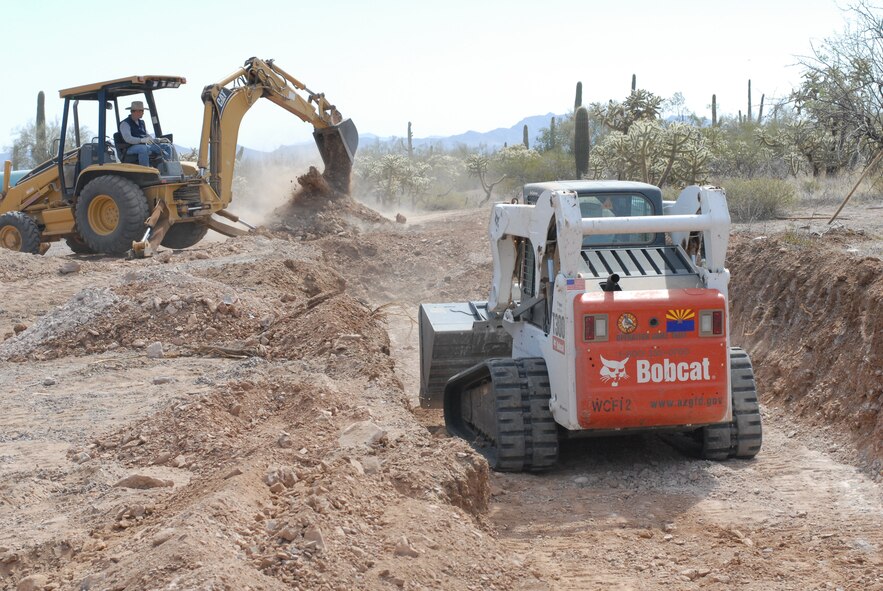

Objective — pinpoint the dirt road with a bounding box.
[0,198,880,590]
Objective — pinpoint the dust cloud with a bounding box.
[230,160,311,227]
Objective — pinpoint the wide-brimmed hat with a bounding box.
[126,100,149,111]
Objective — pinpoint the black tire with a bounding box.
[0,211,42,254]
[700,347,763,460]
[161,221,209,249]
[74,176,150,255]
[65,233,96,254]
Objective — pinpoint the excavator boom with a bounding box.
[198,57,358,198]
[0,58,358,259]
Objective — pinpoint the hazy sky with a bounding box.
[2,0,852,152]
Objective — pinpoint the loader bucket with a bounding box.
[314,118,359,194]
[418,302,513,408]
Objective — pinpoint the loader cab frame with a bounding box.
[55,75,186,198]
[523,180,667,248]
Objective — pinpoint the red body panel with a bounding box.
[574,288,729,429]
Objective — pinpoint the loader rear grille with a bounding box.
[581,246,695,278]
[173,185,202,204]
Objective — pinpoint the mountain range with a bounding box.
[0,113,562,167]
[362,112,559,151]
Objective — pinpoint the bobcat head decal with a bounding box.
[599,356,630,387]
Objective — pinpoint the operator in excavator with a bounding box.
[119,100,171,166]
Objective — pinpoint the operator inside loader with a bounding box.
[116,100,173,166]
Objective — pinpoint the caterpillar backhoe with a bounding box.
[0,57,358,256]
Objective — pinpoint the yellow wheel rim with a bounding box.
[87,194,119,235]
[0,226,22,250]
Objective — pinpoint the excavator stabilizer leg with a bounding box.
[130,201,171,258]
[314,118,359,194]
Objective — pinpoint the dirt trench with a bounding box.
[357,208,883,591]
[0,199,881,591]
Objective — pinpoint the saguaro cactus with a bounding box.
[575,81,583,109]
[550,117,556,150]
[758,94,765,123]
[747,80,753,122]
[712,94,717,127]
[407,121,413,160]
[631,74,636,94]
[35,91,47,163]
[523,124,529,149]
[574,106,590,178]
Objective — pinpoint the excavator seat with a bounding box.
[113,132,138,164]
[79,140,119,167]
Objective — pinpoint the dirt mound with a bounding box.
[729,231,883,471]
[314,214,492,305]
[267,167,390,240]
[52,366,498,590]
[0,287,120,361]
[0,248,69,283]
[0,225,518,590]
[0,246,368,364]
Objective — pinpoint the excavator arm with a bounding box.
[197,57,358,203]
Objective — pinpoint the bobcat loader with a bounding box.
[0,57,357,257]
[419,181,762,471]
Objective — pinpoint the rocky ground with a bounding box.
[0,185,880,591]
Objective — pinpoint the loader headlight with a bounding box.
[584,314,608,342]
[699,310,724,336]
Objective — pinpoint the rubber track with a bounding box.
[466,358,559,472]
[702,347,763,459]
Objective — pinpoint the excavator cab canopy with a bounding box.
[59,76,187,100]
[51,76,187,195]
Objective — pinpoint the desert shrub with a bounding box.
[421,192,474,211]
[780,228,815,247]
[722,178,796,222]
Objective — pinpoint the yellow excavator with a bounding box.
[0,57,358,256]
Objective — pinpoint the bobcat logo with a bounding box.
[600,356,630,387]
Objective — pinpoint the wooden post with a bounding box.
[828,148,883,224]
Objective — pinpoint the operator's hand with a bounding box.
[142,137,154,145]
[157,137,171,144]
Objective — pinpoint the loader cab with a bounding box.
[516,181,671,331]
[523,180,666,247]
[55,75,187,199]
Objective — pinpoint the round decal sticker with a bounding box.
[617,313,638,334]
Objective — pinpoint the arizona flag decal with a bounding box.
[666,309,695,332]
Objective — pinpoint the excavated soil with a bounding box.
[729,228,883,474]
[0,192,880,591]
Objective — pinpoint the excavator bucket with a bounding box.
[314,118,359,194]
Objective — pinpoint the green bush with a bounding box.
[722,178,796,222]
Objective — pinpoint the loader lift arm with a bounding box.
[197,57,358,202]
